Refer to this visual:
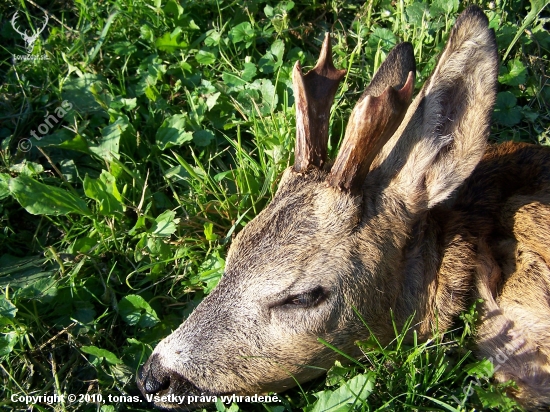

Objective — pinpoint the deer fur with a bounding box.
[138,6,550,410]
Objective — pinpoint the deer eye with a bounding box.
[282,286,326,308]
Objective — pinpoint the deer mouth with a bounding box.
[137,355,223,410]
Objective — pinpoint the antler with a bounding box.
[37,13,49,35]
[11,11,49,40]
[327,71,415,193]
[11,12,28,38]
[293,34,346,172]
[325,41,416,194]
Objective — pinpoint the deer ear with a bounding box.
[293,34,346,172]
[327,42,416,194]
[369,6,498,210]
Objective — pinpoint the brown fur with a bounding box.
[138,7,550,410]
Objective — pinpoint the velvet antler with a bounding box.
[293,34,346,172]
[326,72,414,193]
[326,42,416,194]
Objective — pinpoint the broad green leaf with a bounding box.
[264,1,295,17]
[128,214,148,236]
[247,79,278,114]
[368,28,397,52]
[229,22,255,45]
[91,115,130,161]
[242,63,257,82]
[236,88,260,115]
[199,252,224,293]
[84,170,125,215]
[118,295,159,328]
[259,52,276,74]
[164,0,183,18]
[0,173,11,200]
[498,59,527,86]
[270,17,286,34]
[278,0,295,12]
[58,134,91,153]
[81,346,123,365]
[203,222,218,241]
[31,129,90,154]
[51,295,94,334]
[12,277,58,302]
[406,3,428,26]
[146,237,172,261]
[522,106,539,123]
[475,381,521,410]
[222,72,248,89]
[140,24,154,42]
[0,296,17,318]
[266,1,294,33]
[465,359,494,378]
[258,40,284,74]
[150,210,180,237]
[155,30,188,52]
[123,338,152,370]
[326,361,356,386]
[432,0,459,14]
[73,300,96,325]
[62,74,105,114]
[205,29,221,47]
[156,114,193,150]
[0,255,58,301]
[69,236,98,254]
[145,85,160,102]
[9,175,91,216]
[310,373,375,412]
[135,58,166,100]
[270,39,285,63]
[206,92,221,111]
[429,3,446,17]
[259,79,277,109]
[0,332,17,356]
[264,4,275,18]
[493,92,522,127]
[196,50,216,65]
[193,129,215,146]
[110,97,137,111]
[109,41,137,55]
[9,161,44,176]
[181,15,200,31]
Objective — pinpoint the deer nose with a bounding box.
[138,353,171,394]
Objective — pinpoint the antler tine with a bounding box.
[293,33,346,173]
[327,71,415,193]
[39,13,49,33]
[11,12,27,37]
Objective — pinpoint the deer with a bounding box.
[137,6,550,410]
[11,11,49,54]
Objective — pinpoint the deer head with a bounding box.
[137,6,497,409]
[11,11,49,54]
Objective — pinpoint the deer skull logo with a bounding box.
[11,11,49,54]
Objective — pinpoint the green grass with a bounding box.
[0,0,549,411]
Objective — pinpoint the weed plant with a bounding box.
[0,0,548,411]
